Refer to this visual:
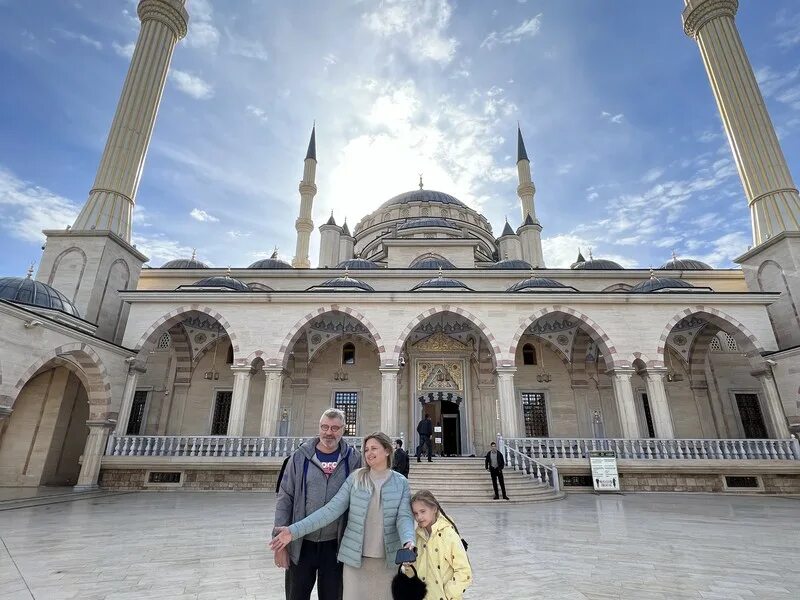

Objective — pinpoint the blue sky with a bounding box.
[1,0,799,274]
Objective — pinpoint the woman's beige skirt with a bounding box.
[343,556,394,600]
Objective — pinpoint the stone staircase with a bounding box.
[0,488,128,511]
[407,457,564,504]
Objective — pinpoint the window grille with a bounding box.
[211,391,233,435]
[724,333,738,352]
[709,336,722,352]
[126,390,149,435]
[334,391,358,436]
[521,392,549,437]
[157,332,171,349]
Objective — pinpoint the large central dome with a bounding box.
[378,189,468,210]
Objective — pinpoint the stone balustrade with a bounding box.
[105,434,379,457]
[498,436,560,493]
[505,436,800,461]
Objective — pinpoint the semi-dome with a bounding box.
[397,217,460,230]
[630,277,698,293]
[188,275,249,291]
[658,257,712,270]
[572,258,624,270]
[0,276,81,317]
[412,275,471,291]
[310,275,374,292]
[379,189,468,210]
[507,277,575,292]
[409,256,456,270]
[335,258,381,270]
[489,259,533,270]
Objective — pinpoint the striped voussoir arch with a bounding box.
[168,324,193,385]
[658,306,766,368]
[686,325,720,386]
[278,305,386,368]
[510,305,624,370]
[11,343,112,416]
[392,305,503,366]
[134,305,240,358]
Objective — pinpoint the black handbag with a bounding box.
[391,564,427,600]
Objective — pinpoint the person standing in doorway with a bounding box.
[273,408,362,600]
[415,413,433,462]
[392,439,409,477]
[484,442,509,500]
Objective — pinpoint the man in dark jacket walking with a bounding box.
[392,439,409,477]
[415,414,434,462]
[485,441,509,500]
[273,408,362,600]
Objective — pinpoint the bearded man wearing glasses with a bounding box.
[273,408,362,600]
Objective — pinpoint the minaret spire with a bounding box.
[515,125,545,267]
[293,124,318,268]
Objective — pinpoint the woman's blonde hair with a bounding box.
[354,432,394,490]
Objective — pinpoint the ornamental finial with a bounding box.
[437,266,444,278]
[271,246,279,259]
[191,248,197,261]
[26,262,35,279]
[226,266,232,278]
[418,173,424,190]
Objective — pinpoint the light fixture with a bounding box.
[536,339,551,383]
[204,323,222,380]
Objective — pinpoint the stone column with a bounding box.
[380,367,400,436]
[74,420,115,491]
[72,0,188,240]
[752,369,791,438]
[227,367,252,437]
[114,364,146,436]
[0,405,12,445]
[260,367,285,437]
[683,0,800,245]
[643,369,676,439]
[495,367,520,438]
[610,370,641,439]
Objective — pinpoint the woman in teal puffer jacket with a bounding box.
[271,432,415,600]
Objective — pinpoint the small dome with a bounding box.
[658,258,712,270]
[572,258,624,270]
[248,257,293,269]
[412,276,470,291]
[189,275,249,291]
[507,277,574,292]
[409,256,456,270]
[379,189,468,210]
[397,217,460,230]
[335,258,381,270]
[161,257,209,269]
[489,259,533,270]
[0,276,81,317]
[311,276,374,292]
[630,277,697,293]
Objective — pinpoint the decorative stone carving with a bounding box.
[682,0,737,39]
[417,360,463,391]
[413,332,469,353]
[138,0,189,40]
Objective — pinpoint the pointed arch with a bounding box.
[133,305,240,358]
[509,305,622,369]
[391,305,503,367]
[277,305,386,368]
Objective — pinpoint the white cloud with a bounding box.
[227,35,269,61]
[132,233,197,266]
[775,10,800,49]
[640,168,663,184]
[542,234,637,269]
[246,105,268,123]
[112,41,134,58]
[481,14,543,50]
[601,111,624,124]
[692,231,751,267]
[56,28,102,50]
[170,70,214,99]
[227,230,251,239]
[557,163,573,176]
[0,167,80,242]
[362,0,458,64]
[698,130,723,143]
[186,21,220,50]
[190,208,219,222]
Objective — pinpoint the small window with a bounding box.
[157,331,171,350]
[211,391,233,435]
[126,390,149,435]
[521,392,549,437]
[226,344,234,364]
[522,343,537,365]
[342,342,356,365]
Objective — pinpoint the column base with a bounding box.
[72,484,100,493]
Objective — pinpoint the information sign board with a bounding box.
[589,451,620,491]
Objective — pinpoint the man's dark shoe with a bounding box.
[493,495,499,500]
[417,457,421,462]
[503,496,510,500]
[427,459,433,462]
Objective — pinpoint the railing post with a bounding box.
[551,463,560,493]
[105,433,116,455]
[791,435,800,460]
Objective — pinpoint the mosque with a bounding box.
[0,0,799,494]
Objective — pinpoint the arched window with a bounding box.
[342,342,356,365]
[226,343,234,364]
[156,331,171,350]
[523,343,537,365]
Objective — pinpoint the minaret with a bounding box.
[497,219,522,261]
[516,127,545,267]
[683,0,800,245]
[318,212,342,268]
[36,0,188,343]
[339,219,355,263]
[292,125,318,268]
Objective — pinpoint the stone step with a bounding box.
[0,490,127,512]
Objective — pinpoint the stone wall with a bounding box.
[99,467,280,491]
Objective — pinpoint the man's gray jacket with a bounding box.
[273,438,362,565]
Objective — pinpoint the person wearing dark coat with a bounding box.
[484,441,509,500]
[392,439,409,477]
[415,414,433,462]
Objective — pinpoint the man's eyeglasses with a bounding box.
[320,425,343,433]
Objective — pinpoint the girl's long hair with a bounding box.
[410,489,460,537]
[354,432,394,491]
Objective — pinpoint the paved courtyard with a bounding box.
[1,491,798,600]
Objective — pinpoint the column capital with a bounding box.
[138,0,189,40]
[608,368,635,379]
[494,366,517,376]
[749,368,773,380]
[682,0,738,39]
[0,405,12,418]
[643,367,669,380]
[263,365,286,375]
[230,365,253,375]
[379,366,401,376]
[86,419,115,429]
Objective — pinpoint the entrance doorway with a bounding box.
[420,400,462,456]
[734,393,768,438]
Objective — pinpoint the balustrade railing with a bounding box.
[106,434,378,457]
[504,436,800,461]
[498,435,560,493]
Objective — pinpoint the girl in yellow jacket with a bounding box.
[407,489,473,600]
